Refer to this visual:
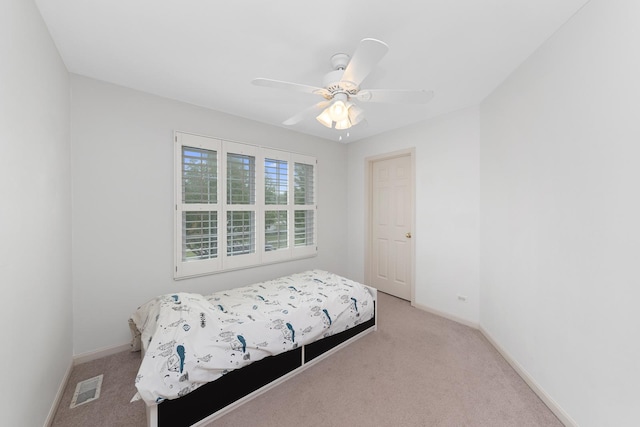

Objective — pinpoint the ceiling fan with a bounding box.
[252,38,434,131]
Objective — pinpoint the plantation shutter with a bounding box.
[175,133,222,277]
[174,132,317,279]
[293,154,317,257]
[223,141,260,269]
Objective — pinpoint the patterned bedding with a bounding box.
[130,270,375,404]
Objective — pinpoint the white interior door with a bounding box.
[369,154,413,300]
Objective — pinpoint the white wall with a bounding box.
[70,75,349,354]
[480,0,640,425]
[347,107,480,325]
[0,1,72,425]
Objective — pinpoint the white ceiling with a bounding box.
[35,0,589,143]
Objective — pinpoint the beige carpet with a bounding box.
[51,292,562,426]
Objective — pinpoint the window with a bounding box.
[175,132,317,278]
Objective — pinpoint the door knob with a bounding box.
[405,232,412,238]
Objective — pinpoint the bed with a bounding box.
[129,270,377,427]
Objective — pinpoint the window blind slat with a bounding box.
[227,211,255,256]
[182,211,218,261]
[294,163,314,205]
[182,146,217,204]
[294,210,314,246]
[265,158,288,205]
[227,153,256,205]
[265,210,288,251]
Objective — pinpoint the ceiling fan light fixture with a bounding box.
[347,104,364,126]
[317,100,365,130]
[316,109,334,128]
[329,101,347,121]
[327,93,349,122]
[317,93,352,129]
[334,118,351,130]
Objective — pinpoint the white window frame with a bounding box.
[174,131,317,279]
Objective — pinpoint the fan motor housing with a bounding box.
[323,53,359,95]
[323,70,359,95]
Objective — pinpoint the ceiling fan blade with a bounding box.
[341,38,389,87]
[283,100,331,126]
[252,78,331,98]
[356,89,435,104]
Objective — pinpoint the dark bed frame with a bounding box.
[144,301,376,427]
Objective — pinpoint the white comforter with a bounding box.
[130,270,375,404]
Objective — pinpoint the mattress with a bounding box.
[130,270,375,404]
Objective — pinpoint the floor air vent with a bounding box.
[70,374,103,408]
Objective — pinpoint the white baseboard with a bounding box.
[412,302,479,329]
[479,326,577,427]
[73,342,131,365]
[409,304,577,426]
[45,358,73,426]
